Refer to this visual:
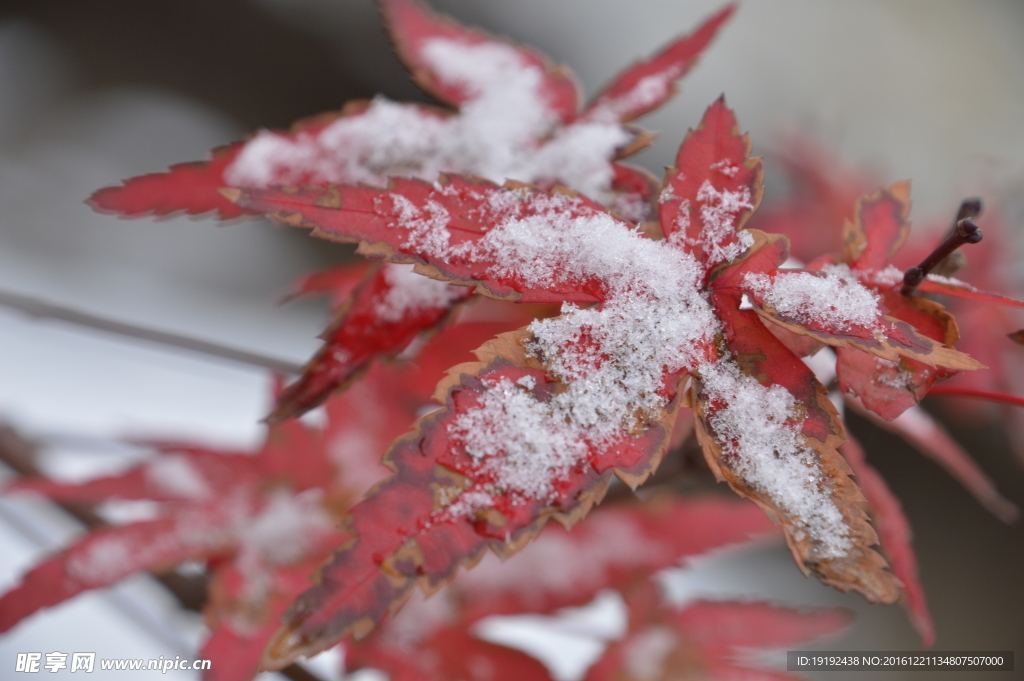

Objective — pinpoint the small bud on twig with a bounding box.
[901,214,984,297]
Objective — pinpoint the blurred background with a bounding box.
[0,1,1021,679]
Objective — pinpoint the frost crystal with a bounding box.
[225,38,630,204]
[745,263,881,331]
[870,264,906,287]
[665,179,754,266]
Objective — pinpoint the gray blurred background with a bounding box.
[0,1,1021,679]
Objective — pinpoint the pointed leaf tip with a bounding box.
[580,5,735,123]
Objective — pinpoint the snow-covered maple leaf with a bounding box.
[90,0,731,221]
[88,0,735,423]
[749,144,1020,510]
[225,98,981,666]
[742,144,1023,644]
[752,137,1024,428]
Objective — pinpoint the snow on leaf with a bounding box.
[918,275,1024,309]
[87,104,370,219]
[0,509,243,633]
[834,292,958,420]
[6,451,227,503]
[742,250,982,374]
[823,183,965,418]
[235,102,958,653]
[658,96,762,273]
[756,169,1012,426]
[839,435,934,646]
[380,0,579,122]
[699,232,900,602]
[263,329,684,665]
[580,4,735,123]
[90,2,728,218]
[226,176,651,304]
[269,262,473,423]
[787,182,983,421]
[0,364,427,677]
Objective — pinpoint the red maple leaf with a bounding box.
[587,580,850,681]
[224,99,982,666]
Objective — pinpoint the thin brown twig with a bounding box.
[0,288,303,374]
[901,198,984,296]
[0,425,322,681]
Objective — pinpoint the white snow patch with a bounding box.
[66,534,138,584]
[870,264,906,287]
[696,360,851,558]
[65,503,240,585]
[376,263,465,322]
[665,180,754,266]
[694,181,754,266]
[587,74,671,123]
[433,193,717,506]
[235,490,338,602]
[225,38,630,203]
[145,454,210,500]
[874,358,917,391]
[623,626,677,681]
[745,263,881,331]
[710,158,740,177]
[236,490,335,566]
[924,273,973,289]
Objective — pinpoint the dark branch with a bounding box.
[0,288,302,374]
[901,215,983,297]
